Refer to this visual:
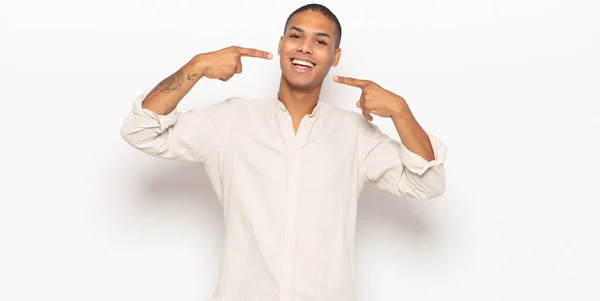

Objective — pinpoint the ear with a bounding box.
[277,36,283,55]
[332,48,342,67]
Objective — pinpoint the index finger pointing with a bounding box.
[236,47,273,59]
[333,75,369,88]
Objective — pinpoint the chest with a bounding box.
[226,117,360,187]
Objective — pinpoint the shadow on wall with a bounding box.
[142,162,220,210]
[358,185,436,240]
[138,161,224,236]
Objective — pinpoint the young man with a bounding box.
[121,3,447,301]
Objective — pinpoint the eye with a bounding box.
[317,40,327,45]
[290,34,300,39]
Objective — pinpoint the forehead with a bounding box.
[286,10,336,35]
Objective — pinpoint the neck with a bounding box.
[277,75,323,117]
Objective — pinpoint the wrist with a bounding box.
[190,55,209,77]
[390,100,412,121]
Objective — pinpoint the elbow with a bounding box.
[118,93,177,154]
[120,118,138,147]
[418,177,446,201]
[406,165,446,202]
[119,115,159,153]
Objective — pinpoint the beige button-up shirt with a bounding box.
[120,89,447,301]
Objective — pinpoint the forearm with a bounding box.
[391,110,435,162]
[141,56,207,115]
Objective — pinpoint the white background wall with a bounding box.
[1,0,598,300]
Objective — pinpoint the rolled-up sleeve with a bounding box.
[359,120,447,201]
[120,89,234,164]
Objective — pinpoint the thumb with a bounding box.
[362,110,373,121]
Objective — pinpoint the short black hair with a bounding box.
[283,3,342,48]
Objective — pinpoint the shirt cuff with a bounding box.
[399,132,447,176]
[131,89,179,134]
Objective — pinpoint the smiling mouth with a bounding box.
[291,58,316,68]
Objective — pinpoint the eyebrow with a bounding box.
[289,26,331,39]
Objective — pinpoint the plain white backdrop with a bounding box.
[1,0,598,300]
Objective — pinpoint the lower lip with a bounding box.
[292,64,313,74]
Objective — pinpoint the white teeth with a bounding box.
[292,59,314,68]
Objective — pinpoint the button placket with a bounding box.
[280,138,302,297]
[278,104,317,298]
[283,170,299,255]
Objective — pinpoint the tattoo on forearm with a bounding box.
[148,70,184,97]
[187,73,198,81]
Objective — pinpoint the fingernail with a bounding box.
[268,53,273,59]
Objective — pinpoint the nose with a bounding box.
[297,39,313,54]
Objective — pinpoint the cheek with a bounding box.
[317,52,335,68]
[283,45,294,54]
[281,40,297,52]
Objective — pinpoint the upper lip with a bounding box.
[291,57,317,65]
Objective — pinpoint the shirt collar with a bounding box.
[275,98,321,118]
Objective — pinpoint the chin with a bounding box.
[281,70,322,90]
[286,77,321,90]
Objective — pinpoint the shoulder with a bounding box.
[326,104,392,152]
[215,96,274,110]
[325,103,382,134]
[203,96,251,109]
[197,96,280,126]
[324,103,361,122]
[195,96,266,115]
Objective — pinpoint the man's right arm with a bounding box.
[140,45,271,116]
[120,46,272,163]
[141,56,206,116]
[119,56,222,164]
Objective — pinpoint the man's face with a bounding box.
[278,10,341,90]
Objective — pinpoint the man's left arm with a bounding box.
[334,75,448,201]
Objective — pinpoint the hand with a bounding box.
[195,46,273,81]
[333,75,410,121]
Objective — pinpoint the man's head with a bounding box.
[277,3,342,91]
